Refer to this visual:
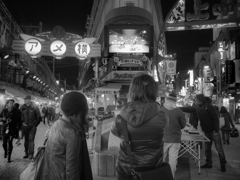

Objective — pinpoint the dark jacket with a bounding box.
[40,118,88,180]
[220,112,234,131]
[111,101,168,177]
[0,107,21,136]
[180,104,219,133]
[20,102,41,127]
[161,105,186,143]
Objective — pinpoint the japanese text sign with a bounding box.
[50,40,67,57]
[74,42,91,60]
[24,39,42,56]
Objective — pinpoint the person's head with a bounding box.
[24,95,32,105]
[194,94,205,106]
[14,103,20,109]
[128,74,158,103]
[60,91,89,133]
[205,97,212,105]
[164,93,177,106]
[5,99,14,109]
[220,106,228,114]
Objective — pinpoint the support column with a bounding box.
[217,60,222,107]
[53,57,55,75]
[95,58,99,116]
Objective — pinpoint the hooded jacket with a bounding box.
[161,103,186,143]
[111,101,168,177]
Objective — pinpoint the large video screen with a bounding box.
[109,26,150,54]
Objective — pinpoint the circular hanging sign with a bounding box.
[50,40,67,57]
[74,42,91,60]
[25,38,42,56]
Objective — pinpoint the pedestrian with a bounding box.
[0,99,21,162]
[180,94,227,172]
[42,103,49,126]
[161,93,186,179]
[111,74,169,179]
[235,106,240,124]
[13,103,22,146]
[39,91,93,180]
[20,95,41,159]
[39,104,44,123]
[220,106,235,145]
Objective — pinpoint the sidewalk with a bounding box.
[0,123,239,180]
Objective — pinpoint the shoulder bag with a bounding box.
[120,117,173,180]
[19,138,48,180]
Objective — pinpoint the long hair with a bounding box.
[60,92,89,133]
[128,73,158,103]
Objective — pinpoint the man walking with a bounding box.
[42,103,49,126]
[180,94,227,172]
[161,93,186,179]
[21,95,41,159]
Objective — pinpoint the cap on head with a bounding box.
[24,95,31,100]
[166,93,177,103]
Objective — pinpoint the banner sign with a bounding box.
[166,60,177,75]
[226,60,235,84]
[203,66,211,83]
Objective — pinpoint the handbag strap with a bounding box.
[120,116,136,175]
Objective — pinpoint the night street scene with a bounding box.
[0,0,240,180]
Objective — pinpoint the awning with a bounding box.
[3,85,28,98]
[95,83,123,95]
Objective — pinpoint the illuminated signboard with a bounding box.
[217,41,226,61]
[74,42,91,60]
[188,70,194,86]
[50,40,67,58]
[203,66,211,83]
[24,39,42,56]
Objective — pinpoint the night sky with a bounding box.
[3,0,212,86]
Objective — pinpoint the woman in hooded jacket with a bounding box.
[220,106,235,145]
[39,91,93,180]
[111,74,168,180]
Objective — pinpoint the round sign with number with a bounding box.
[25,39,42,56]
[74,42,91,60]
[50,40,67,57]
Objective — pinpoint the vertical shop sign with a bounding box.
[226,60,235,84]
[234,60,240,83]
[218,41,226,61]
[203,66,211,83]
[238,0,240,18]
[236,41,240,59]
[188,70,194,86]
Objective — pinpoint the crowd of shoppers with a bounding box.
[0,95,60,162]
[0,74,238,180]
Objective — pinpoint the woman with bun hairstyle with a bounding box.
[0,99,21,163]
[39,91,93,180]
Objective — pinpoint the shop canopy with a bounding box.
[95,83,124,95]
[3,85,28,98]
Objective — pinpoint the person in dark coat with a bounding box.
[220,106,235,145]
[0,99,21,162]
[235,106,240,124]
[39,91,93,180]
[180,94,227,172]
[20,95,41,159]
[111,74,168,179]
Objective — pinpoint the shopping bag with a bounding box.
[18,129,23,139]
[219,117,225,128]
[19,137,48,180]
[230,128,239,138]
